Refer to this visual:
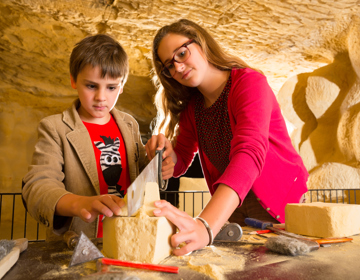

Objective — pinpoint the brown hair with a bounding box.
[152,19,256,142]
[70,34,129,85]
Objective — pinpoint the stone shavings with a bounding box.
[163,245,245,280]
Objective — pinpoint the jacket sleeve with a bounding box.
[214,71,274,202]
[173,102,199,177]
[22,118,71,234]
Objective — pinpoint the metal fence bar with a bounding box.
[201,192,204,211]
[0,192,45,242]
[0,194,2,225]
[24,208,27,238]
[354,189,357,204]
[11,194,15,239]
[329,190,332,203]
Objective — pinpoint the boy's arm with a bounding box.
[55,193,125,223]
[22,117,71,232]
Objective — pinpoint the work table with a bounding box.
[3,232,360,280]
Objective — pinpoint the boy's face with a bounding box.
[71,64,123,124]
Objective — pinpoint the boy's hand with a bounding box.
[77,195,125,223]
[145,133,177,180]
[55,194,126,223]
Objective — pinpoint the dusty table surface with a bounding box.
[3,228,360,280]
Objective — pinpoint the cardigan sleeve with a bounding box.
[214,69,275,203]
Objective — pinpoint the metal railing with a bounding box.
[307,188,359,204]
[0,192,45,241]
[1,188,358,241]
[0,190,211,242]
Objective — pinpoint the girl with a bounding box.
[146,19,308,256]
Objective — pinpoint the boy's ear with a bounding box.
[70,75,77,89]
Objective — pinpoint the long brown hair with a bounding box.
[152,19,255,141]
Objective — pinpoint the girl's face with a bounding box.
[157,33,209,88]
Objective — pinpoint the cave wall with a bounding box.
[1,0,360,195]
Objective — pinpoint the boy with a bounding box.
[22,34,174,241]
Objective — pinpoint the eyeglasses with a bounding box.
[161,39,194,78]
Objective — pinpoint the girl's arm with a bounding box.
[153,183,239,255]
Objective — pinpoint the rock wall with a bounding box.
[1,0,360,198]
[278,16,360,202]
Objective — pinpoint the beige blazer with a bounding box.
[22,99,148,241]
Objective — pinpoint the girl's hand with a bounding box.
[153,200,210,256]
[161,155,175,180]
[145,133,177,180]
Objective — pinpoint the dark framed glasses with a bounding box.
[161,39,194,78]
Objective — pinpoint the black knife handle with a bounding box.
[155,148,168,191]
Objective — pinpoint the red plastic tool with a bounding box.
[99,258,179,274]
[249,229,273,235]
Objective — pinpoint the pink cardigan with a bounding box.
[173,68,308,222]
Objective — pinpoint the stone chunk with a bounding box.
[103,182,176,264]
[285,202,360,238]
[103,214,175,264]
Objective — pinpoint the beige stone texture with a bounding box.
[103,214,175,264]
[103,181,175,264]
[285,202,360,238]
[278,15,360,197]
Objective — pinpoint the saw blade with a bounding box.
[127,152,160,217]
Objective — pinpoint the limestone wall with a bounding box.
[278,16,360,202]
[1,0,360,201]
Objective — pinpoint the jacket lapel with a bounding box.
[63,100,100,195]
[112,110,138,183]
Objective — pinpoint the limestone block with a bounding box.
[103,214,175,264]
[285,202,360,238]
[103,181,176,264]
[179,177,211,217]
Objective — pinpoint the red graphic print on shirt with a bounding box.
[83,115,130,237]
[95,135,124,197]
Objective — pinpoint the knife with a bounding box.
[127,149,167,217]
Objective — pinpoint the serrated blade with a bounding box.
[127,152,160,217]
